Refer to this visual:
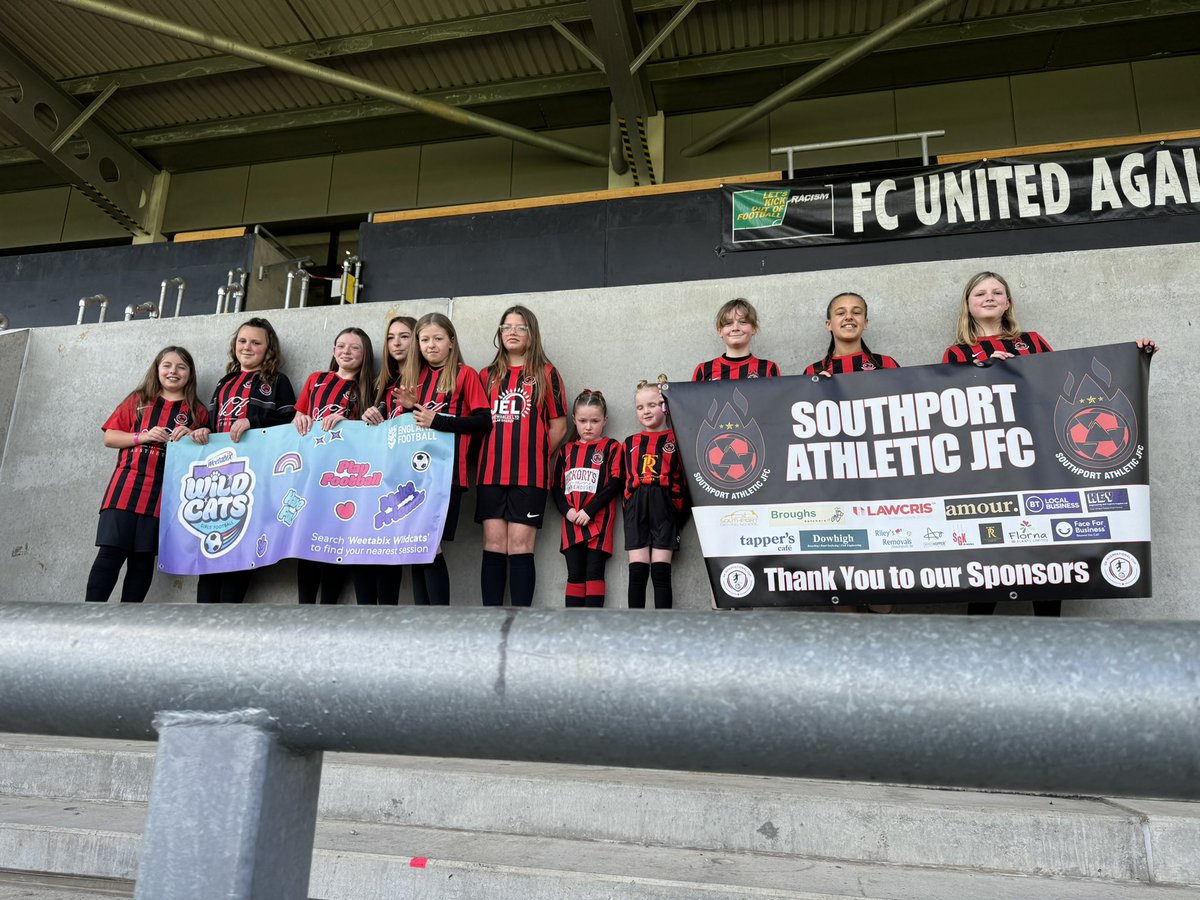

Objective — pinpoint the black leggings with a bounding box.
[85,546,155,603]
[197,570,253,604]
[563,545,608,608]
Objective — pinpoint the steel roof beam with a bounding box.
[47,0,608,168]
[51,0,709,97]
[588,0,659,184]
[3,1,1198,169]
[0,35,157,233]
[682,0,956,158]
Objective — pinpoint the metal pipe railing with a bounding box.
[159,276,185,317]
[338,254,361,305]
[0,604,1196,800]
[285,269,311,308]
[124,301,159,321]
[772,129,947,177]
[76,293,109,325]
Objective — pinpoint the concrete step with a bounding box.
[3,734,1199,887]
[0,871,132,899]
[1,734,1198,896]
[0,795,1194,900]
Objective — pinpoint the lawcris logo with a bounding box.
[852,501,934,517]
[1023,491,1082,515]
[943,494,1020,520]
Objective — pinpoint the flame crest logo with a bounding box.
[1053,357,1139,471]
[696,388,765,491]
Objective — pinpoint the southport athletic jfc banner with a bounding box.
[158,419,454,575]
[722,139,1200,249]
[668,344,1153,608]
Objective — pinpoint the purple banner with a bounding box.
[158,419,454,574]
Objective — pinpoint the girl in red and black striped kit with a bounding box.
[476,305,567,607]
[803,292,900,376]
[552,390,624,608]
[805,293,899,614]
[359,315,416,604]
[943,271,1158,618]
[942,272,1052,367]
[85,347,208,603]
[191,318,296,603]
[625,377,686,609]
[381,313,491,605]
[692,298,780,381]
[293,327,376,605]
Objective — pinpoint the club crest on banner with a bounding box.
[1054,357,1141,473]
[693,388,769,498]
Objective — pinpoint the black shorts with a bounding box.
[441,486,464,542]
[95,508,159,554]
[623,487,680,552]
[475,484,549,529]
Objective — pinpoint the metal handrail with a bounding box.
[124,301,159,321]
[772,129,947,177]
[159,276,185,317]
[285,269,311,309]
[76,294,108,325]
[0,604,1195,800]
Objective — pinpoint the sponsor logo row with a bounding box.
[736,515,1112,553]
[720,488,1130,529]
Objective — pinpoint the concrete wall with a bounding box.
[0,242,1194,617]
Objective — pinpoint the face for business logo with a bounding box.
[1051,517,1111,541]
[944,494,1021,520]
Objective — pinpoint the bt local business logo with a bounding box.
[1023,491,1082,515]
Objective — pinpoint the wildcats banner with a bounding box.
[722,139,1200,249]
[668,345,1153,608]
[159,419,454,575]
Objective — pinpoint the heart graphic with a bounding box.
[335,501,356,520]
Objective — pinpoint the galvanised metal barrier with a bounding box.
[1,603,1197,898]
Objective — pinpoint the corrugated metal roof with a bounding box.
[0,0,1191,166]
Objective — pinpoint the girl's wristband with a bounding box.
[133,431,140,446]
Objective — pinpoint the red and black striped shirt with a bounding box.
[100,395,209,517]
[209,370,296,433]
[296,372,362,421]
[476,365,567,488]
[552,437,624,554]
[624,428,684,512]
[942,332,1052,365]
[803,352,900,375]
[692,354,780,382]
[409,364,491,488]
